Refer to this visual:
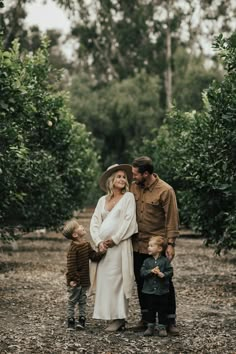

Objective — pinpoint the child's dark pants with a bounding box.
[143,293,169,326]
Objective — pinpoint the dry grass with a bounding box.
[0,211,235,353]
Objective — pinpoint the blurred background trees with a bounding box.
[69,70,163,166]
[0,0,235,252]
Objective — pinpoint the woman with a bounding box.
[90,164,138,332]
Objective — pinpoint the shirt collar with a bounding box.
[144,173,159,192]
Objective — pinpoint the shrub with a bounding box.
[140,33,236,253]
[0,40,99,239]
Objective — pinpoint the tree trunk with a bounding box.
[165,0,172,110]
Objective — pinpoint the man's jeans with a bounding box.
[67,285,88,319]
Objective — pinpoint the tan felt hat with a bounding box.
[99,164,133,192]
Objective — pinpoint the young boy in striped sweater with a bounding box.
[63,219,105,331]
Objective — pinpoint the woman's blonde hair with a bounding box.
[106,170,129,198]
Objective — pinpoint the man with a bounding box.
[130,156,179,335]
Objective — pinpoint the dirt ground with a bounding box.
[0,211,235,354]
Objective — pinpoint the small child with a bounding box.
[63,219,105,331]
[140,236,173,337]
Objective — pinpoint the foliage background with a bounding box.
[0,0,235,252]
[139,34,236,252]
[0,40,99,237]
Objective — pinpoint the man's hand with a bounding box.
[166,244,175,261]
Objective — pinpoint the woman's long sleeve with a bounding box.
[90,197,104,247]
[112,193,138,245]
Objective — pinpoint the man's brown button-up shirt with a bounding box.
[130,175,179,254]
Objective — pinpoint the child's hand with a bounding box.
[157,271,165,278]
[69,281,77,287]
[151,266,160,274]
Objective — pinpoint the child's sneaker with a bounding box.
[76,316,86,330]
[158,327,168,337]
[67,317,75,331]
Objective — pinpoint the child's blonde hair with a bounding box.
[62,219,80,240]
[149,236,167,254]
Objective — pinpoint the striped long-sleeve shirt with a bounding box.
[66,241,103,287]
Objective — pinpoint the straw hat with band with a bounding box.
[99,164,133,192]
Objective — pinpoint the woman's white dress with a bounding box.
[90,192,138,320]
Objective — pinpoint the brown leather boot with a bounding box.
[132,319,148,331]
[167,324,179,336]
[143,324,155,336]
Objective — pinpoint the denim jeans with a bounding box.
[67,285,88,319]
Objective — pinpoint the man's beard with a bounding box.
[135,177,146,187]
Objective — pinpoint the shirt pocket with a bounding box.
[144,200,164,222]
[145,199,161,211]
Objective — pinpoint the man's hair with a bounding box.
[62,219,80,240]
[132,156,154,174]
[150,236,167,253]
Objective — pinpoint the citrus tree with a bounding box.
[0,40,99,239]
[140,33,236,253]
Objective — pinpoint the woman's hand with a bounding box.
[105,239,115,248]
[98,241,107,252]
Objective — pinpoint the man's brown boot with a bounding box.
[167,324,179,336]
[143,324,155,336]
[132,319,148,332]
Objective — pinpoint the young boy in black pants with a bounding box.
[140,236,173,337]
